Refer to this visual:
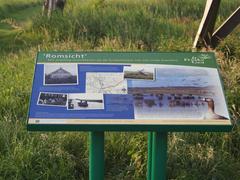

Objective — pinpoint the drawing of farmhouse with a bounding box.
[45,67,78,85]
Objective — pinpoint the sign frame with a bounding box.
[27,52,233,132]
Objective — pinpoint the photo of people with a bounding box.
[38,92,67,107]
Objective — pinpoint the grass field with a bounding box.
[0,0,240,179]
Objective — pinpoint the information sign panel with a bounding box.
[27,52,232,131]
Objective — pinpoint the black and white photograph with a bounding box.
[44,63,78,85]
[37,92,68,107]
[68,93,104,110]
[124,65,155,80]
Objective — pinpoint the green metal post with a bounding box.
[89,131,104,180]
[151,132,168,180]
[147,132,153,180]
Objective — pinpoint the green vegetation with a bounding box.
[0,0,240,179]
[0,0,41,51]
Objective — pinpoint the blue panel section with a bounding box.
[29,64,134,119]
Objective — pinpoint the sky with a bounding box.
[128,65,220,88]
[124,64,155,73]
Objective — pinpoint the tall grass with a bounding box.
[31,0,240,52]
[0,0,41,52]
[0,0,41,19]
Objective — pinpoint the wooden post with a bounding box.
[211,7,240,48]
[43,0,66,17]
[52,0,57,11]
[193,0,240,49]
[48,0,53,17]
[193,0,221,49]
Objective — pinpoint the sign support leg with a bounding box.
[151,132,168,180]
[89,131,104,180]
[147,132,153,180]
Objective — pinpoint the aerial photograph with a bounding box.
[128,65,229,120]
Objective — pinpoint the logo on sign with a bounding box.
[184,54,211,64]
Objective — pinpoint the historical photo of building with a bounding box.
[37,92,68,107]
[44,63,78,85]
[68,93,104,110]
[124,65,155,80]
